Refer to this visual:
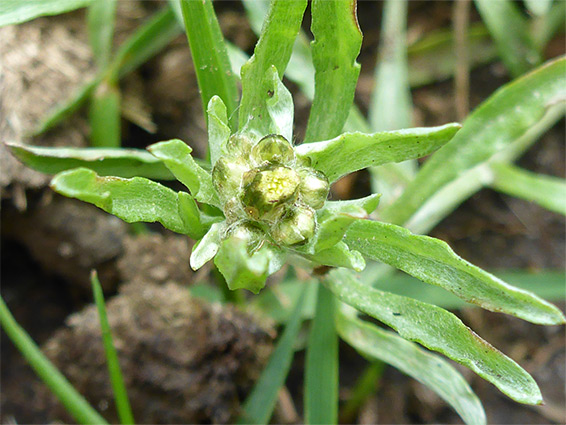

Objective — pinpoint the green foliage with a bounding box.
[0,0,92,27]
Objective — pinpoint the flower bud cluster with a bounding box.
[212,134,330,248]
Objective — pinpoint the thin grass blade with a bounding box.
[0,295,108,424]
[87,0,116,69]
[91,271,134,424]
[0,0,92,27]
[89,81,121,147]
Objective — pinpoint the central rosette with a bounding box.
[212,134,330,247]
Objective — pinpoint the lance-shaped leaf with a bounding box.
[6,142,174,180]
[326,268,543,405]
[320,194,381,218]
[336,310,486,425]
[383,57,566,225]
[51,168,196,235]
[178,0,238,130]
[148,139,220,207]
[474,0,541,77]
[207,96,231,166]
[313,214,358,252]
[0,0,92,27]
[296,123,460,182]
[239,0,307,135]
[344,219,566,325]
[304,0,362,143]
[306,241,365,272]
[190,222,225,270]
[490,162,566,216]
[214,237,284,294]
[265,66,294,142]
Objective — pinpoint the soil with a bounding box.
[1,1,564,424]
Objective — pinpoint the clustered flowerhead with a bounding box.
[212,133,330,250]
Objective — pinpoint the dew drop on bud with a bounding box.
[251,134,295,165]
[298,168,329,210]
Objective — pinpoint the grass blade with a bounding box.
[239,0,307,136]
[382,56,566,226]
[490,162,566,215]
[89,81,121,147]
[304,0,362,142]
[238,284,307,424]
[304,284,338,424]
[91,271,134,424]
[178,0,238,130]
[87,0,116,69]
[0,294,108,424]
[337,309,486,425]
[474,0,541,77]
[0,0,92,27]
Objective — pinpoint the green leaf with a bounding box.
[490,162,566,215]
[307,241,365,272]
[304,0,362,143]
[367,268,566,309]
[90,271,135,425]
[6,142,174,180]
[525,0,553,17]
[51,168,195,235]
[314,214,358,252]
[177,191,208,240]
[0,0,92,27]
[0,294,108,425]
[87,0,116,69]
[304,284,338,424]
[239,0,307,135]
[89,81,121,148]
[190,222,225,270]
[337,310,486,425]
[321,194,381,217]
[178,0,239,130]
[207,96,231,166]
[296,123,461,182]
[147,139,220,207]
[215,237,284,294]
[110,6,181,80]
[344,219,566,325]
[238,285,307,424]
[265,66,294,142]
[325,268,543,405]
[383,57,566,225]
[474,0,541,77]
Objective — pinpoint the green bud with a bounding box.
[227,221,265,252]
[251,134,294,165]
[224,133,254,156]
[271,205,316,246]
[298,168,330,210]
[212,155,249,201]
[223,196,245,223]
[241,164,300,219]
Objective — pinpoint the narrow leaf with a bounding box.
[6,142,174,180]
[383,57,566,225]
[525,0,553,17]
[321,194,381,217]
[0,0,92,27]
[87,0,116,69]
[239,0,307,135]
[304,0,362,142]
[178,0,238,129]
[89,81,121,148]
[207,96,231,166]
[304,284,338,424]
[490,162,566,215]
[265,66,294,142]
[314,214,358,252]
[190,222,224,270]
[147,139,220,207]
[344,219,566,325]
[326,268,543,405]
[296,123,461,182]
[337,310,486,425]
[474,0,541,77]
[0,295,108,425]
[51,168,194,235]
[91,271,135,425]
[238,285,307,424]
[307,241,365,272]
